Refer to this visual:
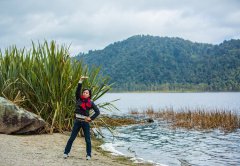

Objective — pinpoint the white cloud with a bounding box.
[0,0,240,55]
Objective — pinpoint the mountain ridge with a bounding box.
[75,35,240,91]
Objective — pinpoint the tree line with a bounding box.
[75,35,240,91]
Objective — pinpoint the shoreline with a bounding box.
[108,91,240,93]
[0,133,153,166]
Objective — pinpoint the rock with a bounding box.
[0,97,46,134]
[146,118,154,123]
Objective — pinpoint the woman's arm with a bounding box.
[75,82,82,101]
[75,76,88,100]
[90,102,100,121]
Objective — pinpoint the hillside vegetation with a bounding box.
[76,35,240,91]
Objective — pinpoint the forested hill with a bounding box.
[75,35,240,91]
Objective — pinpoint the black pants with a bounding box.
[64,120,91,156]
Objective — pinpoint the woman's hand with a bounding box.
[79,76,88,82]
[85,117,92,122]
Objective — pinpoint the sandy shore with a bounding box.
[0,133,150,166]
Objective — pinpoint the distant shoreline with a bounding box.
[108,90,240,93]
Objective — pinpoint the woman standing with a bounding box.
[64,76,100,160]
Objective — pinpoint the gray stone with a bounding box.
[146,118,154,123]
[0,97,46,134]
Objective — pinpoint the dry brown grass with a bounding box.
[94,116,140,127]
[129,107,240,132]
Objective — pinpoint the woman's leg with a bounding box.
[82,122,91,157]
[64,120,81,154]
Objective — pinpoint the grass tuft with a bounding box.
[0,41,114,133]
[130,107,240,132]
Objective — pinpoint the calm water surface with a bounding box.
[97,92,240,114]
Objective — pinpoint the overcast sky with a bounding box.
[0,0,240,55]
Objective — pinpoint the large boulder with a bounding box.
[0,97,46,134]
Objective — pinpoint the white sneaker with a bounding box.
[63,154,69,159]
[86,156,91,160]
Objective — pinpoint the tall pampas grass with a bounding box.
[0,41,114,134]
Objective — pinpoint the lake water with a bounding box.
[96,93,240,166]
[96,92,240,114]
